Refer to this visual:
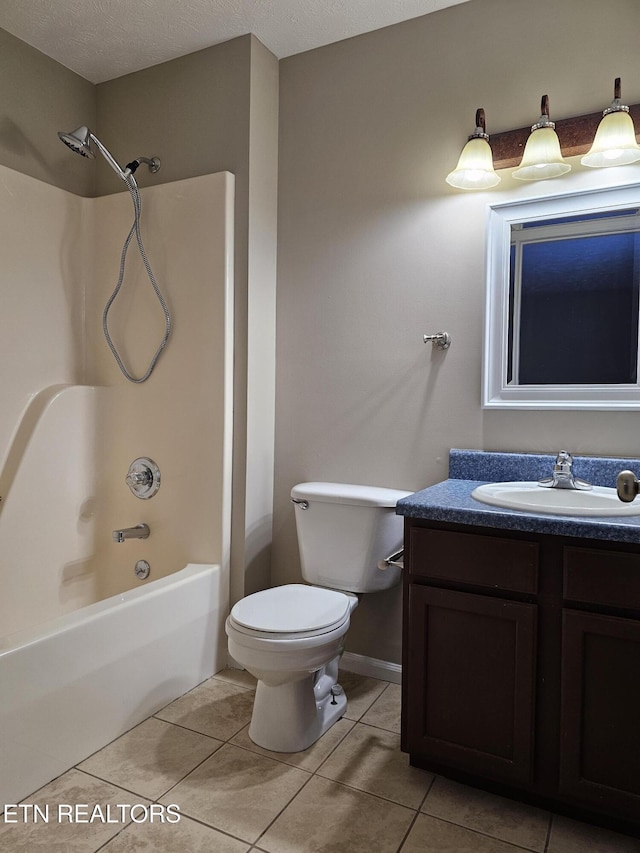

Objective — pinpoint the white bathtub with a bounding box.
[0,563,227,809]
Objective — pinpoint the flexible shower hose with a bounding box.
[102,171,171,383]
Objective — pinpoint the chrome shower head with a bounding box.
[57,125,161,185]
[57,126,95,159]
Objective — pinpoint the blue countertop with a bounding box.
[396,449,640,544]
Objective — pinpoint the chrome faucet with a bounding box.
[538,451,592,491]
[112,523,150,543]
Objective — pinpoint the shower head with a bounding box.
[57,125,160,184]
[58,125,126,180]
[57,126,95,159]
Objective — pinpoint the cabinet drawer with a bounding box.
[409,527,538,594]
[564,547,640,610]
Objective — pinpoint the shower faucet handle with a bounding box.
[126,458,161,499]
[126,470,152,488]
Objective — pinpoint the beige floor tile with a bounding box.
[0,769,147,853]
[155,675,255,740]
[422,776,550,851]
[160,743,310,843]
[212,667,258,689]
[317,722,434,808]
[402,813,534,853]
[547,815,640,853]
[231,717,355,772]
[259,775,415,853]
[360,682,401,733]
[338,669,388,720]
[78,717,221,800]
[101,813,251,852]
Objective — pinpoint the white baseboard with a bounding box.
[340,651,402,685]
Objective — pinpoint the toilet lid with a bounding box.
[230,584,351,634]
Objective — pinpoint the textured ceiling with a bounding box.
[0,0,470,84]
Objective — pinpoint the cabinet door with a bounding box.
[560,609,640,819]
[406,585,537,784]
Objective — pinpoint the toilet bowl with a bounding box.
[226,583,358,752]
[226,482,411,753]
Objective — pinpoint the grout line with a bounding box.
[70,766,158,803]
[413,811,545,853]
[544,812,554,852]
[251,769,317,849]
[396,808,421,852]
[92,821,134,853]
[339,684,390,721]
[151,742,230,801]
[348,718,401,735]
[229,719,355,773]
[157,808,256,848]
[150,712,232,743]
[418,772,438,810]
[396,774,437,853]
[307,773,423,813]
[209,678,256,693]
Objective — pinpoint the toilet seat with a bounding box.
[229,584,351,640]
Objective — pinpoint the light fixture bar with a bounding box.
[490,102,640,169]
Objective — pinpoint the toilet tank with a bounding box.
[290,482,412,593]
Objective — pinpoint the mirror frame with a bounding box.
[483,181,640,410]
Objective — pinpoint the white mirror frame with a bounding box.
[483,181,640,410]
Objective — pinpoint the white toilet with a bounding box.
[225,481,411,752]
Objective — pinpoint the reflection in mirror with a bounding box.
[484,183,640,409]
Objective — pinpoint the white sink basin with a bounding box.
[471,481,640,517]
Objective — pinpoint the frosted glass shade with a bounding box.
[446,137,500,189]
[513,126,571,181]
[581,110,640,167]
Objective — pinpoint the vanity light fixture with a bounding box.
[445,108,501,190]
[512,95,571,181]
[581,77,640,168]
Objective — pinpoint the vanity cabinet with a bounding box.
[559,547,640,819]
[402,519,640,834]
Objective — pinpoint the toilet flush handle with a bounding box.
[291,498,309,510]
[378,549,404,571]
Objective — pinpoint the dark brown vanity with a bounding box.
[399,451,640,836]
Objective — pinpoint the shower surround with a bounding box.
[0,164,234,805]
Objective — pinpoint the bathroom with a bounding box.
[2,0,640,850]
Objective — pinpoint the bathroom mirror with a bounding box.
[483,182,640,409]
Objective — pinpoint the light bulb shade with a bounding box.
[446,137,500,189]
[581,109,640,167]
[512,126,571,181]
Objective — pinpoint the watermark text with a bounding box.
[2,803,180,824]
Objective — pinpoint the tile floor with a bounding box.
[1,668,639,852]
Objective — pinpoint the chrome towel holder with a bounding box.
[423,332,451,350]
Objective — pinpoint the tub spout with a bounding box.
[112,523,150,543]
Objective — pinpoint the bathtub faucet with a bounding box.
[112,523,150,543]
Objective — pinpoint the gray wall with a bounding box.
[0,28,256,203]
[0,28,95,196]
[273,0,640,664]
[95,36,252,197]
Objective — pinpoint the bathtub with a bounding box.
[0,562,227,809]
